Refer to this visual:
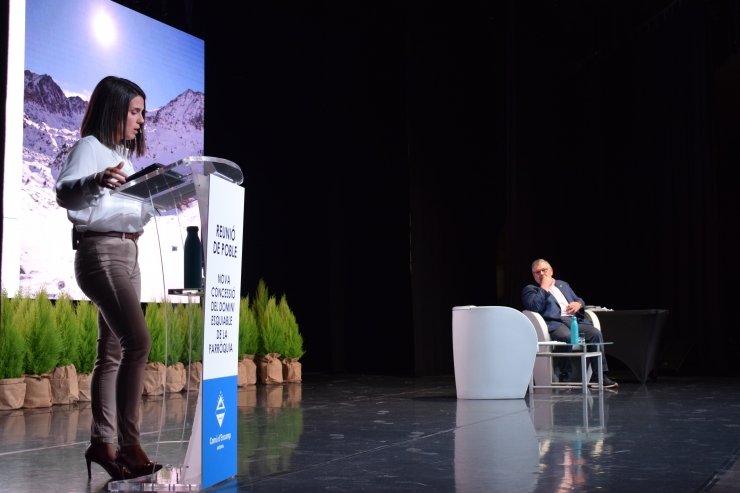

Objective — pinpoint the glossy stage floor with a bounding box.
[1,375,740,492]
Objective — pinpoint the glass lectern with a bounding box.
[107,156,244,492]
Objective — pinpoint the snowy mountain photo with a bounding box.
[1,0,206,299]
[19,70,204,300]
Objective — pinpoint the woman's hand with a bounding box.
[95,162,128,190]
[176,197,195,211]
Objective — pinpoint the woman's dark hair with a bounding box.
[80,76,147,158]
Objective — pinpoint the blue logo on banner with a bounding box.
[202,375,238,488]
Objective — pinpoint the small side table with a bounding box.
[528,342,612,394]
[591,310,668,383]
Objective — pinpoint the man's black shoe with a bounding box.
[590,374,618,389]
[558,372,571,383]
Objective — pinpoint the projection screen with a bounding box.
[2,0,205,301]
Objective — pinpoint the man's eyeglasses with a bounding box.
[532,268,550,275]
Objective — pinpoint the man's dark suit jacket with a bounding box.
[521,280,592,333]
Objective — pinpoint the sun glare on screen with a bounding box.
[92,11,116,47]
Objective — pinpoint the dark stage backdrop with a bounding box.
[407,2,507,376]
[198,1,506,375]
[189,1,418,375]
[4,0,739,376]
[505,1,736,375]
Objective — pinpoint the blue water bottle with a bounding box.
[184,226,202,289]
[570,316,579,345]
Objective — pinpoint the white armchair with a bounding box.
[452,306,539,399]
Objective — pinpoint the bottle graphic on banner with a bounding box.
[184,226,203,289]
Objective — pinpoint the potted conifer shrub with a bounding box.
[0,289,27,410]
[75,299,97,402]
[238,295,259,387]
[143,300,165,395]
[254,279,269,330]
[23,288,61,408]
[49,291,80,404]
[165,301,186,393]
[278,295,304,383]
[258,296,285,384]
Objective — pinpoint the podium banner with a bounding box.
[201,176,244,488]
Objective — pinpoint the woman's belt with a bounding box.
[83,231,140,241]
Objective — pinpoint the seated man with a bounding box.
[522,259,617,388]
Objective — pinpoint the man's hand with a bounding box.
[565,301,581,315]
[95,162,128,190]
[539,274,554,290]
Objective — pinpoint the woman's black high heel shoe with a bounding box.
[85,443,131,480]
[115,444,163,478]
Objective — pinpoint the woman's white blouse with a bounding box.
[55,136,154,234]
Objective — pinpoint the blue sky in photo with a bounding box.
[24,0,204,108]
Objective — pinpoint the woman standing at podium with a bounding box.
[55,76,162,481]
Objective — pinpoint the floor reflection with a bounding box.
[0,402,92,453]
[529,392,614,493]
[4,376,740,492]
[529,392,608,436]
[0,384,302,491]
[450,375,620,492]
[454,399,539,493]
[238,384,304,479]
[0,409,27,447]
